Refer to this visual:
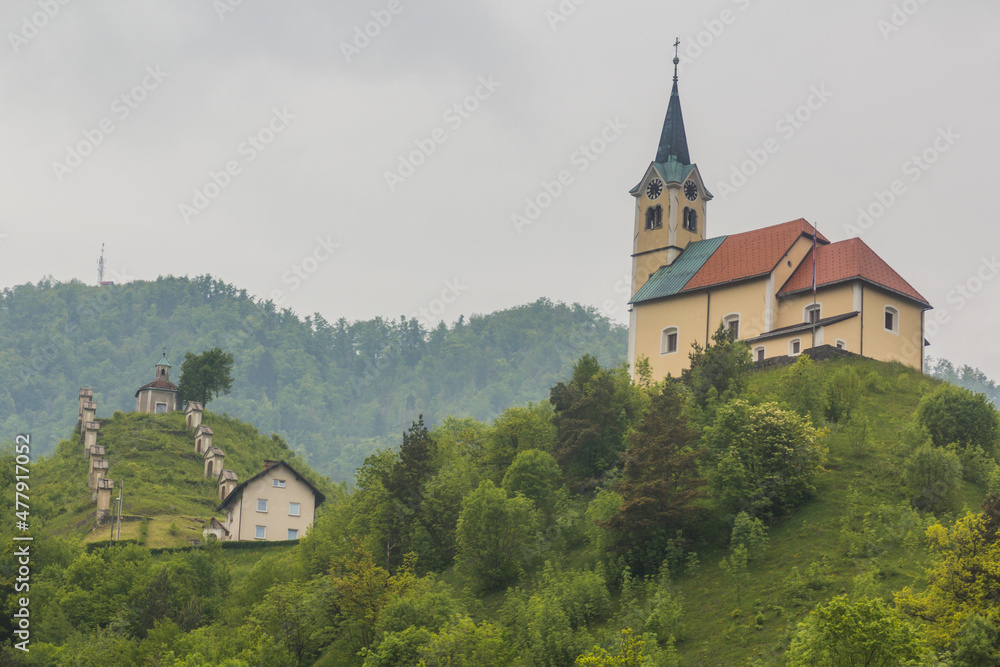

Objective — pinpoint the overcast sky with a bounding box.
[2,1,998,379]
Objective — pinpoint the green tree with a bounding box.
[682,323,751,410]
[485,402,557,475]
[602,381,705,575]
[903,442,963,514]
[730,511,769,562]
[575,628,677,667]
[823,366,863,423]
[502,448,562,521]
[781,354,823,424]
[417,615,515,666]
[177,347,234,406]
[916,384,1000,453]
[455,481,539,592]
[703,399,826,520]
[549,356,642,485]
[895,498,1000,646]
[787,595,926,666]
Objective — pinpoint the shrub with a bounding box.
[704,400,826,520]
[903,443,962,514]
[824,367,862,423]
[781,355,823,424]
[730,511,769,562]
[916,384,1000,453]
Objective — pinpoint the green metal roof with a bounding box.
[629,236,727,304]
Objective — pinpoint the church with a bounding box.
[627,52,930,381]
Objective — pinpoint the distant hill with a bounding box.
[0,276,627,480]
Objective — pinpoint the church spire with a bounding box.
[655,39,691,166]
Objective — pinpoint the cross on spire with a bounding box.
[673,37,680,82]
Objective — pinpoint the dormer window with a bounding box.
[645,205,663,230]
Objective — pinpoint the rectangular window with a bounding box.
[885,311,895,331]
[255,525,266,540]
[289,502,301,517]
[288,529,299,540]
[791,340,801,355]
[257,499,268,513]
[273,479,286,488]
[755,347,765,362]
[155,403,167,414]
[667,332,677,353]
[806,305,821,324]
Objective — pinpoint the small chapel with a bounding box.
[627,49,931,381]
[135,352,179,413]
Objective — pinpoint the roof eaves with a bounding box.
[780,277,931,308]
[746,311,860,342]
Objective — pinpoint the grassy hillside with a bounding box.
[32,409,334,549]
[671,355,980,664]
[4,353,998,666]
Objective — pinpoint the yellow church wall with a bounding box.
[774,284,857,330]
[706,279,769,340]
[632,291,709,379]
[860,285,925,370]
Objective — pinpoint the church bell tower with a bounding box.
[629,40,712,298]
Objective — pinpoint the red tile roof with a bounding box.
[778,237,929,306]
[682,218,827,291]
[135,378,178,397]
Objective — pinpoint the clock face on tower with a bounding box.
[683,180,698,201]
[645,178,663,200]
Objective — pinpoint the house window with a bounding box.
[884,306,899,334]
[288,529,299,540]
[753,346,765,362]
[790,339,802,356]
[645,205,663,230]
[255,525,266,540]
[155,402,167,414]
[836,339,846,350]
[660,327,679,355]
[805,304,821,324]
[683,207,698,232]
[273,479,286,488]
[257,499,268,513]
[723,314,740,340]
[289,502,301,516]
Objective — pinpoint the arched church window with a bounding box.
[645,206,663,230]
[683,208,698,232]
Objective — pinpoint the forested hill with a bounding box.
[0,276,626,480]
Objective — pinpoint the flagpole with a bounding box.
[811,223,818,349]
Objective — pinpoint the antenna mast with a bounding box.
[97,243,106,285]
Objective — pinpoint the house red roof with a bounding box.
[779,237,929,306]
[134,378,178,398]
[682,218,828,292]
